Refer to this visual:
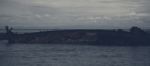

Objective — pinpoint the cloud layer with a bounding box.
[0,0,150,29]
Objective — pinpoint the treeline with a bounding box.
[1,26,150,46]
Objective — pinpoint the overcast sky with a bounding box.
[0,0,150,29]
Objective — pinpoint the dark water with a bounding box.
[0,41,150,66]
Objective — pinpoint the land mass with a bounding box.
[1,26,150,46]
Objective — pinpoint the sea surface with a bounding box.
[0,41,150,66]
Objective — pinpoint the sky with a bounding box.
[0,0,150,29]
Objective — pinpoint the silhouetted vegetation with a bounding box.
[5,26,15,44]
[0,26,150,46]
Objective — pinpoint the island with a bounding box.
[1,26,150,46]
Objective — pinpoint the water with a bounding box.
[0,41,150,66]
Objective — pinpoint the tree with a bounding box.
[129,26,145,35]
[5,26,14,44]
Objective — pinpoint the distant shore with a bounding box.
[0,26,150,46]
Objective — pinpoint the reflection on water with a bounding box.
[0,42,150,66]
